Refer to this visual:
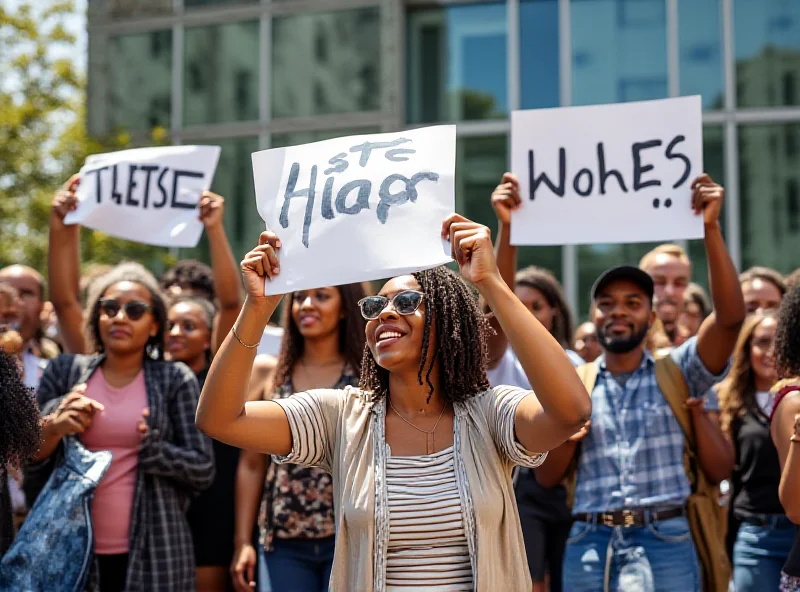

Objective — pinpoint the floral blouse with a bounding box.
[258,367,358,550]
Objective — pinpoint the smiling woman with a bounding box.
[197,214,591,591]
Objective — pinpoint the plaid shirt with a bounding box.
[27,354,214,591]
[573,337,725,514]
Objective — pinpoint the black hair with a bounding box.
[359,266,491,404]
[160,260,215,303]
[85,262,168,360]
[274,284,368,389]
[776,286,800,379]
[0,351,41,466]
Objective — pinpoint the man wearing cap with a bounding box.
[536,174,743,592]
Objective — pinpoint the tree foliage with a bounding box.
[0,1,174,277]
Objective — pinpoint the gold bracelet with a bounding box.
[232,326,259,349]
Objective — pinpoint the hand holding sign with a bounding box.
[491,173,522,226]
[691,174,724,225]
[51,175,81,227]
[240,231,282,303]
[442,214,499,287]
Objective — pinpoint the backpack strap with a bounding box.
[564,362,599,506]
[654,355,694,448]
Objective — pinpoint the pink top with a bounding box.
[80,369,148,554]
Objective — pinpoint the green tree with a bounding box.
[0,0,174,277]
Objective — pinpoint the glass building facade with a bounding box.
[87,0,800,317]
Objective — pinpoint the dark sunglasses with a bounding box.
[98,299,152,321]
[358,290,425,320]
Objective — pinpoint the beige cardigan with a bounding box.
[273,385,546,591]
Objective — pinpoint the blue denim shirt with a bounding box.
[0,437,111,591]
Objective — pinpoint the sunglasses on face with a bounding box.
[358,290,425,320]
[98,299,151,321]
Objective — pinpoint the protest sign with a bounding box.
[65,145,221,248]
[252,126,455,295]
[510,96,703,246]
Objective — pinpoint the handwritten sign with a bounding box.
[65,145,221,248]
[510,96,703,245]
[252,126,455,295]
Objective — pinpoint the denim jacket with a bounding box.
[0,436,111,591]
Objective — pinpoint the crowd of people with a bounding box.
[0,169,799,592]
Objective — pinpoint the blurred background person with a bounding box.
[719,312,789,591]
[740,267,787,316]
[574,321,601,363]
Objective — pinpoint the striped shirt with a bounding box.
[386,446,473,591]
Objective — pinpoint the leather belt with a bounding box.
[573,506,685,528]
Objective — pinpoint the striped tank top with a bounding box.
[385,446,473,591]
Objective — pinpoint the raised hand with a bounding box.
[198,191,225,230]
[441,214,499,286]
[240,231,282,301]
[691,174,724,225]
[491,172,521,226]
[51,174,81,224]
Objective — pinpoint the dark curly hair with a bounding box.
[776,286,800,380]
[515,266,574,348]
[274,284,368,389]
[359,266,491,404]
[0,351,41,466]
[85,262,168,360]
[160,260,215,303]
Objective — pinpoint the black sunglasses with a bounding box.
[358,290,425,320]
[98,299,152,321]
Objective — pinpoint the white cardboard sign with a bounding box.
[252,126,456,295]
[510,96,704,245]
[65,145,221,248]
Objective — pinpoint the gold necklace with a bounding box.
[388,398,448,455]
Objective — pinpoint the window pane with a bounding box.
[734,0,800,108]
[577,125,724,318]
[678,0,724,110]
[407,2,507,123]
[571,0,668,106]
[456,135,561,281]
[183,137,261,263]
[89,0,172,24]
[520,0,560,109]
[185,0,257,7]
[108,31,172,132]
[271,128,380,149]
[184,22,259,126]
[739,124,800,272]
[272,9,380,119]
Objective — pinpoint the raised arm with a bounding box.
[48,175,86,354]
[195,231,291,455]
[199,191,243,353]
[771,392,800,524]
[443,215,591,454]
[485,173,522,367]
[693,175,746,373]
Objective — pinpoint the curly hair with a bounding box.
[515,266,574,348]
[785,268,800,293]
[359,266,491,404]
[0,351,41,466]
[776,286,800,380]
[160,260,215,303]
[718,312,777,433]
[740,266,787,299]
[274,284,368,389]
[85,262,168,360]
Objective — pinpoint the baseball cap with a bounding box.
[591,265,654,302]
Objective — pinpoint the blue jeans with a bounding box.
[264,536,335,592]
[733,516,795,592]
[563,516,701,592]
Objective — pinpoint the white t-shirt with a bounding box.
[487,346,583,390]
[756,390,776,415]
[22,349,46,390]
